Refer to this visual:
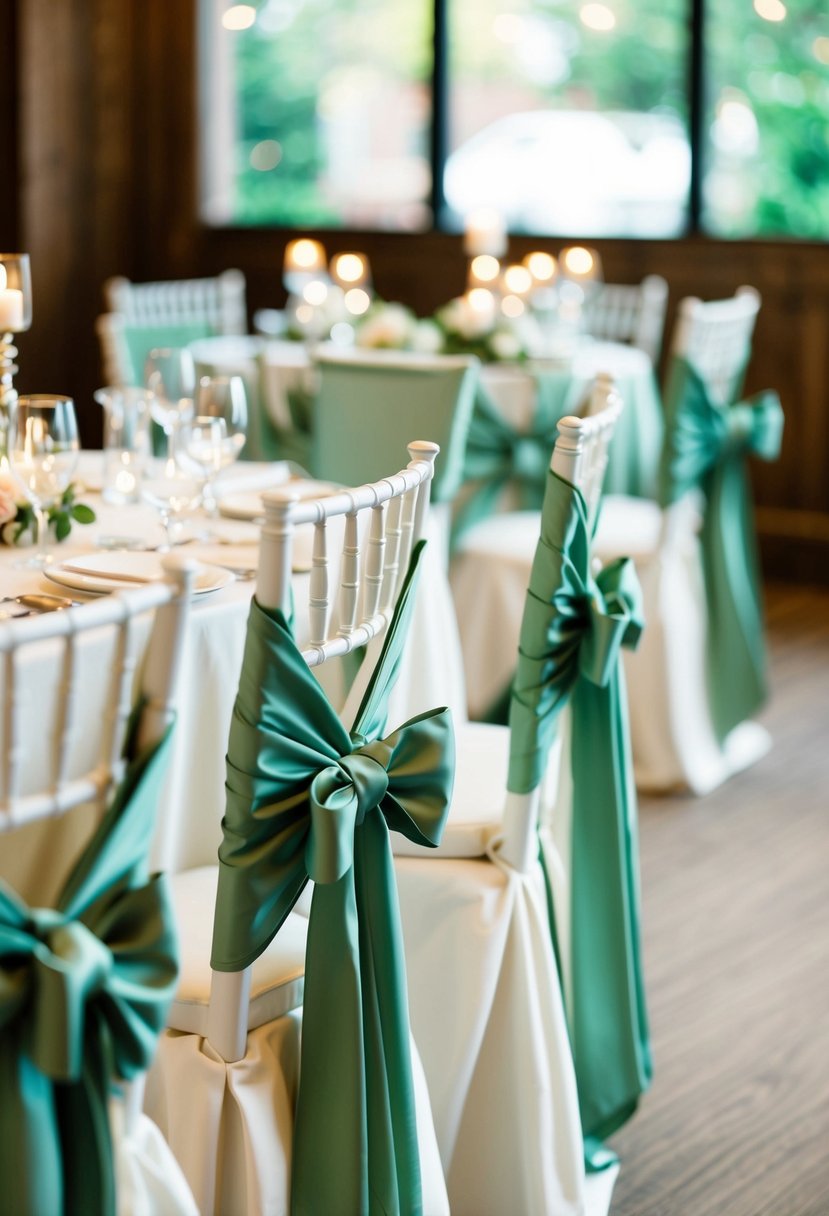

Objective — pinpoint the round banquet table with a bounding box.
[476,340,663,498]
[0,453,466,893]
[189,334,663,496]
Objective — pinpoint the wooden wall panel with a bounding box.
[7,0,829,581]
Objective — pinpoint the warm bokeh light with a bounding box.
[0,265,6,292]
[295,303,314,325]
[285,239,326,272]
[523,252,557,282]
[468,288,496,314]
[503,264,533,295]
[250,140,282,171]
[302,280,329,306]
[813,35,829,65]
[331,253,367,284]
[222,4,257,31]
[344,288,371,315]
[753,0,786,21]
[561,246,597,278]
[579,3,616,32]
[501,294,525,318]
[470,255,501,283]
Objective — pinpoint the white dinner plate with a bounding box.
[45,552,235,596]
[218,479,338,521]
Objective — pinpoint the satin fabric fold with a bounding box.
[506,469,652,1163]
[660,357,784,742]
[454,376,571,542]
[0,719,179,1216]
[211,540,454,1216]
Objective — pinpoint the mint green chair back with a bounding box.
[311,351,479,502]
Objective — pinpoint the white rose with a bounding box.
[490,329,522,361]
[0,474,19,526]
[356,304,415,350]
[410,320,443,355]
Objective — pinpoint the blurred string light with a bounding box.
[222,4,257,30]
[753,0,786,22]
[579,3,616,32]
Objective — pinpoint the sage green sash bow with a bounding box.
[454,377,571,541]
[507,470,652,1164]
[0,724,179,1216]
[211,541,454,1216]
[660,357,784,742]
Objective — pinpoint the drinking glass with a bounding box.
[9,395,80,567]
[144,347,196,458]
[179,374,248,512]
[140,446,202,551]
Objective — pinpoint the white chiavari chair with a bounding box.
[593,285,774,793]
[582,274,669,365]
[0,562,198,1215]
[392,384,628,1216]
[147,442,450,1216]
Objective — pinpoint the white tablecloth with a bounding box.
[0,454,466,885]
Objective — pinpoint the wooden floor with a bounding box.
[609,584,829,1216]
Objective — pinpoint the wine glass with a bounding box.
[144,347,196,458]
[179,375,248,513]
[9,395,80,568]
[140,446,203,551]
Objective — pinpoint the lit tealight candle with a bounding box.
[468,255,501,289]
[0,264,24,332]
[330,252,370,289]
[284,239,327,294]
[463,209,508,257]
[502,264,533,296]
[523,251,558,284]
[560,245,601,282]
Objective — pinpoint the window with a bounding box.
[201,0,829,240]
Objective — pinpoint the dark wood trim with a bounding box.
[0,0,20,246]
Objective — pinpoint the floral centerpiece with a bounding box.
[0,474,96,546]
[353,301,444,355]
[432,295,540,363]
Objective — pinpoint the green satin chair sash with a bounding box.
[211,541,454,1216]
[506,469,652,1161]
[0,720,179,1216]
[660,357,784,741]
[454,376,572,541]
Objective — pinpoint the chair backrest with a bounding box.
[0,562,194,838]
[104,270,247,334]
[311,350,479,503]
[499,376,624,873]
[207,440,440,1061]
[582,275,669,364]
[669,285,761,405]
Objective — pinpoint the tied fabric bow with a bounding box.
[453,376,572,542]
[0,726,179,1216]
[507,470,652,1165]
[211,541,454,1216]
[660,357,784,742]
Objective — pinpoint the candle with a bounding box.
[330,252,370,289]
[463,209,508,257]
[467,255,501,290]
[0,264,24,332]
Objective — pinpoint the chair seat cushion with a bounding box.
[593,494,661,563]
[167,865,308,1036]
[393,722,508,859]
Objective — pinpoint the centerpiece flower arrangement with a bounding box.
[432,295,538,363]
[0,474,96,546]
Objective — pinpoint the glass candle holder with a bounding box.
[0,254,33,461]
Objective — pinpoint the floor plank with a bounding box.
[609,583,829,1216]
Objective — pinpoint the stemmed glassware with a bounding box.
[179,375,248,513]
[140,436,203,551]
[144,347,196,459]
[9,395,80,567]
